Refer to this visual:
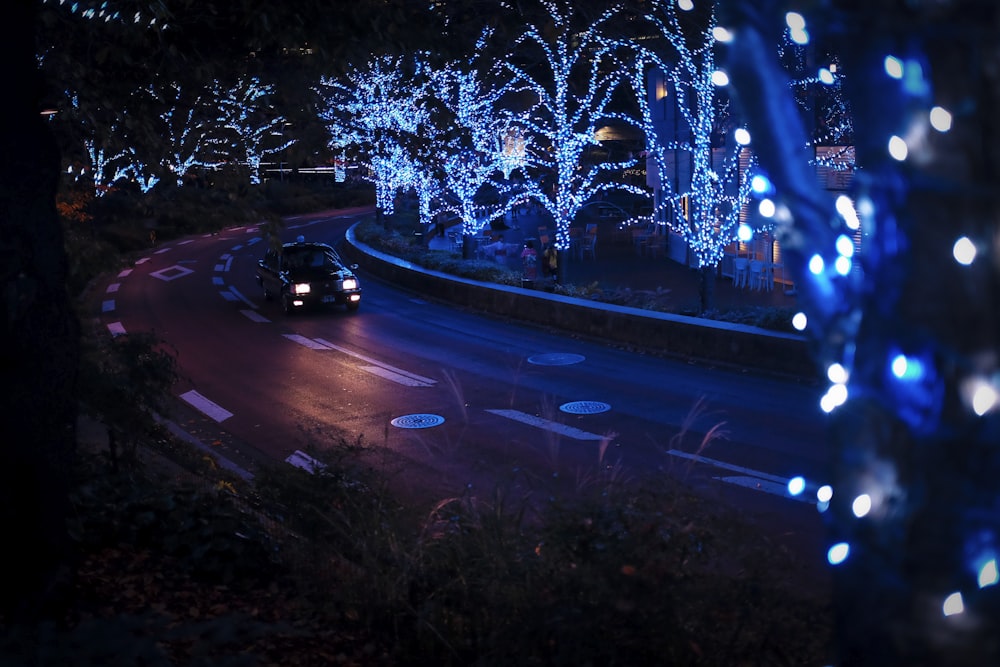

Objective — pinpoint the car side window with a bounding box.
[264,250,278,270]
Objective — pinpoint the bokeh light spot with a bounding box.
[787,476,806,496]
[828,542,850,565]
[888,135,908,161]
[943,592,964,616]
[930,106,952,132]
[884,55,904,79]
[852,494,872,518]
[979,559,999,588]
[952,236,976,265]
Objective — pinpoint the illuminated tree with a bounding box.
[79,132,132,197]
[434,49,520,236]
[215,76,295,185]
[146,81,227,187]
[724,3,1000,665]
[498,0,647,261]
[317,55,432,219]
[779,27,855,184]
[628,0,756,312]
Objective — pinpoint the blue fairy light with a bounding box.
[942,592,964,616]
[808,254,825,275]
[834,255,852,276]
[836,195,861,230]
[851,493,872,518]
[792,312,808,331]
[711,70,730,86]
[979,559,999,588]
[751,174,772,194]
[888,135,908,161]
[737,223,753,242]
[952,236,976,265]
[929,106,953,132]
[712,26,734,43]
[828,542,850,565]
[891,354,924,381]
[884,55,904,79]
[787,476,806,496]
[827,362,848,384]
[835,234,855,258]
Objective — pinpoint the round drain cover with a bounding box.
[527,353,586,366]
[390,414,445,429]
[560,401,611,415]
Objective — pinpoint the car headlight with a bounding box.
[342,278,358,291]
[291,282,311,295]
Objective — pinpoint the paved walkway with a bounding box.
[428,206,799,314]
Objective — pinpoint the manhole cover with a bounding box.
[527,353,586,366]
[390,414,445,429]
[560,401,611,415]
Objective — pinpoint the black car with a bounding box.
[255,239,362,314]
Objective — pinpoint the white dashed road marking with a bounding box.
[485,409,607,441]
[665,449,812,503]
[180,390,233,422]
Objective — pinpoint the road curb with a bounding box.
[342,224,818,381]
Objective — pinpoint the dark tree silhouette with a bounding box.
[1,1,80,617]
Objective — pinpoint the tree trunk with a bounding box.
[698,264,716,314]
[1,1,80,619]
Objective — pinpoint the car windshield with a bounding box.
[285,248,334,270]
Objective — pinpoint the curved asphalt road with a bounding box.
[95,207,833,572]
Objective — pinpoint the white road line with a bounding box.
[282,335,437,386]
[228,286,255,307]
[212,276,224,286]
[285,450,327,474]
[117,268,133,278]
[154,247,171,254]
[360,366,435,387]
[178,239,194,245]
[486,409,607,441]
[102,300,115,313]
[713,476,812,503]
[136,257,150,264]
[220,291,238,302]
[106,283,120,293]
[666,449,787,483]
[107,322,126,337]
[241,309,270,323]
[665,449,811,503]
[180,390,233,422]
[284,334,332,350]
[313,338,437,386]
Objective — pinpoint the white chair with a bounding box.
[733,257,749,288]
[748,259,764,290]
